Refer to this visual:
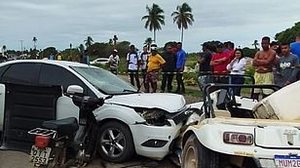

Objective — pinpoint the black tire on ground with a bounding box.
[97,121,134,163]
[182,134,219,168]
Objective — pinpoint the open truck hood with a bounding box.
[253,80,300,120]
[107,93,186,113]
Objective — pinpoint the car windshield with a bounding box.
[71,66,137,95]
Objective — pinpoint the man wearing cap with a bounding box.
[210,42,231,83]
[108,49,120,75]
[145,45,166,93]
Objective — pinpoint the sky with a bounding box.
[0,0,300,53]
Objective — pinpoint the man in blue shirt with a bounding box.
[175,42,187,94]
[290,34,300,59]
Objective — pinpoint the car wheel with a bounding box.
[182,134,219,168]
[97,121,134,163]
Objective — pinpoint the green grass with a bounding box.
[185,87,202,97]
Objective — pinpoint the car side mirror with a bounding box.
[67,85,84,95]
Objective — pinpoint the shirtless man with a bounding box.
[252,36,276,99]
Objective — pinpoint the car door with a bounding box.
[38,64,95,119]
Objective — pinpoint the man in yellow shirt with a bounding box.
[145,45,166,93]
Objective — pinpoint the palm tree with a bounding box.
[252,40,259,50]
[78,44,85,54]
[141,3,165,43]
[84,36,94,48]
[32,37,37,50]
[113,35,118,47]
[144,37,153,51]
[171,3,194,44]
[108,39,113,45]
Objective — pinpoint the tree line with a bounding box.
[1,3,299,60]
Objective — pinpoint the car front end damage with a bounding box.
[130,105,201,160]
[188,117,300,168]
[101,93,202,160]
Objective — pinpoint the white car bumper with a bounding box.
[129,122,182,160]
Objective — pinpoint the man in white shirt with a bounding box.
[126,45,141,89]
[108,49,120,75]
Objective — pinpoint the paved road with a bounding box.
[0,150,177,168]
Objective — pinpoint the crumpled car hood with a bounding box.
[107,93,186,113]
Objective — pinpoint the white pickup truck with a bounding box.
[181,81,300,168]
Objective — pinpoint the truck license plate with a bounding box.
[275,155,300,168]
[30,145,52,165]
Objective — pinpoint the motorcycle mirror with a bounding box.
[67,85,84,95]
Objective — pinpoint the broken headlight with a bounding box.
[137,109,171,126]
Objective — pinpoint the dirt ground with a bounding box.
[0,149,178,168]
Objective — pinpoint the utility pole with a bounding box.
[20,40,24,55]
[70,43,72,61]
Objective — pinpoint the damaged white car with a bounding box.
[0,60,200,163]
[181,82,300,168]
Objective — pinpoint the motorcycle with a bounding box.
[28,86,106,167]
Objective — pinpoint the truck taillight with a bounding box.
[35,136,50,148]
[223,132,253,145]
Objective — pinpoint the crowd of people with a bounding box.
[107,42,187,93]
[117,42,187,93]
[106,34,300,96]
[197,35,300,98]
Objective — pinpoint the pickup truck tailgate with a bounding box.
[255,126,300,148]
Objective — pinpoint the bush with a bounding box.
[184,72,198,86]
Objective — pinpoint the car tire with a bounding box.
[182,134,219,168]
[97,121,134,163]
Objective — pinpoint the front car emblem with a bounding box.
[283,129,297,145]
